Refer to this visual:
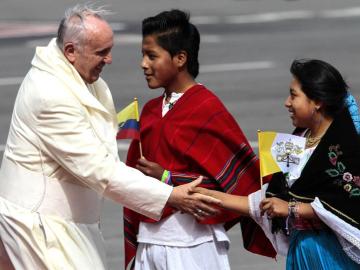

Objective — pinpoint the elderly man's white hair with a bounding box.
[56,3,111,50]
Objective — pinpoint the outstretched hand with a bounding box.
[136,157,164,180]
[167,176,221,220]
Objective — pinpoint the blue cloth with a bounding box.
[286,230,359,270]
[345,93,360,134]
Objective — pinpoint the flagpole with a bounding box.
[134,97,143,158]
[257,129,264,198]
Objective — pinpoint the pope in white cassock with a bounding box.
[0,4,219,269]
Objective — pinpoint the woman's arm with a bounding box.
[298,203,318,219]
[193,187,250,216]
[136,159,253,216]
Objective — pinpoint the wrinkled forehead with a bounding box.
[83,16,113,35]
[82,17,113,46]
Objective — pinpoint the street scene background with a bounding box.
[1,0,360,269]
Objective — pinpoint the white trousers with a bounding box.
[135,241,230,270]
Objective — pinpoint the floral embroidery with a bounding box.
[353,176,360,187]
[329,144,343,156]
[344,184,352,192]
[326,144,360,197]
[328,151,338,166]
[326,168,340,177]
[350,188,360,198]
[343,172,353,182]
[325,160,345,178]
[337,162,346,173]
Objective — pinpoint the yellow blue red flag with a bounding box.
[116,99,140,140]
[258,131,306,178]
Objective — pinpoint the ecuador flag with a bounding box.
[258,131,306,178]
[116,99,140,140]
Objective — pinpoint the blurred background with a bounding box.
[1,0,359,269]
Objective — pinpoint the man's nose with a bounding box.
[104,52,112,64]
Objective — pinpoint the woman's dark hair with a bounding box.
[290,59,348,117]
[142,9,200,78]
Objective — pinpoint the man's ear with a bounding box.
[63,42,76,64]
[174,50,188,68]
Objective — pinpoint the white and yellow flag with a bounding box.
[258,131,306,178]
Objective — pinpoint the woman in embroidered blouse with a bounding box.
[195,59,360,269]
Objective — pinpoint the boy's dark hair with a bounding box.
[142,9,200,78]
[290,59,348,118]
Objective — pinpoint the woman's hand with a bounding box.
[136,157,164,180]
[260,197,288,219]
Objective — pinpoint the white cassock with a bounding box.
[0,38,173,270]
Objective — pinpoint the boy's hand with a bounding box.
[136,157,164,180]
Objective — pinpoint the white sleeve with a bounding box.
[311,198,360,264]
[104,160,173,220]
[248,184,289,256]
[35,94,172,220]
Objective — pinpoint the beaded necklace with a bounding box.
[305,129,323,148]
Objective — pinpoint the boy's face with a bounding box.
[141,35,179,90]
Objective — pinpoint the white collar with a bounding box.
[162,92,184,117]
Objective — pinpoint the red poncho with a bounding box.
[124,85,275,269]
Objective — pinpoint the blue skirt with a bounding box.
[286,229,359,270]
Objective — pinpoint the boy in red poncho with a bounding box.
[124,9,275,269]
